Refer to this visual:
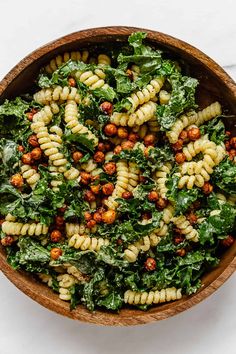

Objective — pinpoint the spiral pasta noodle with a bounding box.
[2,221,48,236]
[124,234,161,262]
[64,264,90,282]
[32,103,60,125]
[132,124,148,139]
[166,102,222,143]
[171,215,199,242]
[57,274,77,301]
[38,273,53,287]
[111,101,157,127]
[124,287,182,305]
[127,162,140,192]
[34,86,81,105]
[45,50,89,74]
[75,69,108,90]
[97,54,111,66]
[21,164,40,189]
[154,163,172,198]
[159,90,171,105]
[65,223,97,237]
[68,234,109,251]
[64,100,98,146]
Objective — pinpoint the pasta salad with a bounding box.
[0,32,235,311]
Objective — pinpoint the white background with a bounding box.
[0,0,236,353]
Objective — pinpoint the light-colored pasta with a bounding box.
[38,273,53,287]
[68,234,109,251]
[45,50,89,74]
[127,162,140,192]
[75,69,108,90]
[65,223,97,237]
[124,287,182,305]
[124,234,161,262]
[132,124,149,139]
[97,54,111,66]
[154,163,172,198]
[57,274,77,301]
[32,103,60,125]
[171,215,199,242]
[21,164,40,189]
[2,221,48,236]
[159,90,171,105]
[64,264,89,283]
[34,86,81,105]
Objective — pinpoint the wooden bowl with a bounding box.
[0,26,236,326]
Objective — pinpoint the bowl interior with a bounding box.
[0,27,236,326]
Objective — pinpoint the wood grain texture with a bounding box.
[0,26,236,326]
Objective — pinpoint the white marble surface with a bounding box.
[0,1,236,354]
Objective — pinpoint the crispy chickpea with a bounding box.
[102,209,116,224]
[144,257,156,271]
[114,145,122,154]
[186,212,198,225]
[100,102,113,115]
[225,141,231,151]
[104,162,116,175]
[93,212,102,223]
[58,205,67,213]
[228,149,236,160]
[50,230,63,243]
[142,212,152,220]
[50,247,62,260]
[97,142,106,152]
[87,219,97,229]
[10,173,24,188]
[128,133,139,143]
[174,235,185,244]
[144,134,155,147]
[102,183,114,196]
[175,152,186,164]
[187,127,201,141]
[225,131,231,137]
[202,182,213,195]
[121,140,134,150]
[139,175,146,184]
[31,147,42,160]
[171,139,183,152]
[122,191,133,199]
[179,130,189,142]
[156,198,168,210]
[80,171,91,185]
[26,112,34,121]
[148,191,159,202]
[230,137,236,149]
[221,235,234,247]
[72,151,83,163]
[21,152,33,165]
[18,145,25,152]
[117,127,128,139]
[55,216,65,227]
[117,238,123,246]
[126,69,134,80]
[84,211,92,221]
[176,248,186,257]
[104,123,117,136]
[28,134,39,147]
[104,142,112,151]
[68,77,76,87]
[91,175,100,183]
[94,151,105,163]
[84,190,96,202]
[1,236,14,247]
[90,184,100,194]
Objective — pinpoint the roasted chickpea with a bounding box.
[104,142,112,151]
[221,235,234,247]
[186,212,198,225]
[91,175,100,183]
[10,173,24,188]
[174,235,185,244]
[117,127,128,139]
[87,219,97,229]
[97,142,106,152]
[84,211,92,221]
[228,149,236,160]
[179,130,189,142]
[128,133,139,143]
[144,134,155,147]
[156,198,168,210]
[139,175,146,184]
[142,212,152,220]
[102,183,114,196]
[202,182,213,195]
[175,152,186,164]
[171,139,183,152]
[117,238,123,246]
[176,248,186,257]
[144,257,156,271]
[26,112,34,121]
[58,205,67,213]
[93,212,102,223]
[50,247,62,260]
[114,145,122,154]
[187,127,201,141]
[72,151,83,163]
[90,184,100,195]
[122,191,133,199]
[21,152,33,165]
[225,131,231,137]
[126,69,134,80]
[148,191,159,202]
[31,147,42,160]
[18,145,25,152]
[102,210,116,224]
[84,190,96,202]
[121,140,134,150]
[1,236,14,247]
[103,162,116,175]
[28,134,39,147]
[100,102,113,115]
[68,77,76,87]
[55,216,65,227]
[230,137,236,149]
[50,230,63,243]
[80,171,91,185]
[225,141,231,151]
[104,123,117,136]
[93,151,105,163]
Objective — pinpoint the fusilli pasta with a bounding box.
[68,234,109,251]
[124,287,182,305]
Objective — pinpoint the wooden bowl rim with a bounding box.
[0,26,236,326]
